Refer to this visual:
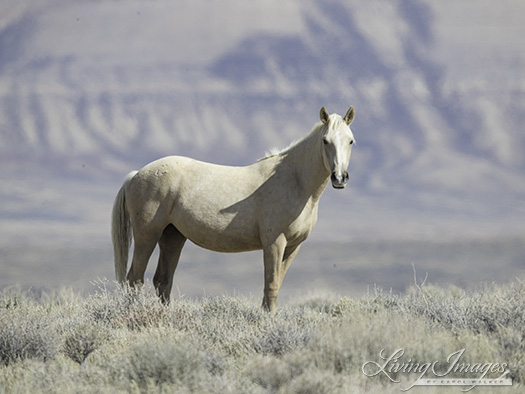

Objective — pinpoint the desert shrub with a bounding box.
[247,356,295,392]
[286,290,341,314]
[195,298,318,359]
[109,334,215,392]
[463,282,525,333]
[0,289,23,309]
[325,281,525,386]
[0,280,523,392]
[247,354,343,394]
[62,323,107,364]
[85,281,170,330]
[402,281,525,334]
[0,307,59,365]
[251,320,312,356]
[285,369,341,394]
[166,299,201,332]
[201,295,263,324]
[401,281,525,384]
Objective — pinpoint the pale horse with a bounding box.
[111,106,356,312]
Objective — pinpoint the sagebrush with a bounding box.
[0,280,523,393]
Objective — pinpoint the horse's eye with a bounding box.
[349,140,354,145]
[323,138,328,145]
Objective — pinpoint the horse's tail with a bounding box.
[111,171,137,283]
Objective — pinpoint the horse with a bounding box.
[111,106,356,312]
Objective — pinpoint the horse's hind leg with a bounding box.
[154,224,187,302]
[127,229,161,287]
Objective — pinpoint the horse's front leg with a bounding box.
[262,234,287,312]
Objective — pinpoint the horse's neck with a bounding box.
[283,130,330,202]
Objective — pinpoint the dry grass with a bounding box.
[0,279,523,393]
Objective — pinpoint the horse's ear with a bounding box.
[344,106,355,125]
[320,106,330,124]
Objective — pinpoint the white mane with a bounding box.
[263,139,300,158]
[260,122,325,160]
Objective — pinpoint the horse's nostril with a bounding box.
[331,171,347,184]
[331,171,348,186]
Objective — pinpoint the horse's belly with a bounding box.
[173,208,262,253]
[190,232,262,253]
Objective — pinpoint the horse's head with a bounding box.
[319,106,356,189]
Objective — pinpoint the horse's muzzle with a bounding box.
[331,171,348,189]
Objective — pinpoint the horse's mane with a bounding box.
[259,122,324,161]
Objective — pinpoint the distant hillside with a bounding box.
[1,0,524,244]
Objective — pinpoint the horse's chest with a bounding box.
[285,203,318,244]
